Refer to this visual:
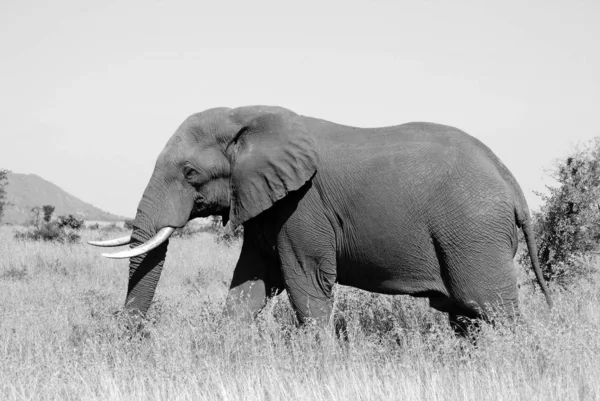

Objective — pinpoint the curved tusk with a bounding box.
[101,227,175,259]
[88,235,132,247]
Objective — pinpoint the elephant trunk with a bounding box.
[124,207,169,316]
[90,167,193,316]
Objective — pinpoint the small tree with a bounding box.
[0,169,8,223]
[522,137,600,286]
[42,205,55,223]
[30,206,42,228]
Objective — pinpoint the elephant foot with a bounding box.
[113,309,152,340]
[449,313,482,339]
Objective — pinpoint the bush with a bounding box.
[15,213,84,244]
[172,224,203,239]
[124,219,134,230]
[171,218,215,238]
[14,222,81,244]
[99,223,125,234]
[214,222,244,246]
[168,217,243,244]
[520,137,600,287]
[57,214,84,230]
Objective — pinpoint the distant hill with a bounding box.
[2,173,126,225]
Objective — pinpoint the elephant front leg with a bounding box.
[277,239,337,327]
[224,236,283,321]
[285,285,334,327]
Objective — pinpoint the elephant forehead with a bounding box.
[180,108,235,140]
[158,135,228,171]
[164,121,218,153]
[158,136,197,165]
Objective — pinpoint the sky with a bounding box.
[1,0,598,218]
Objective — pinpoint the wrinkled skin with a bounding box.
[123,105,551,332]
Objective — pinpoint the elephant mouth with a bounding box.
[88,226,175,259]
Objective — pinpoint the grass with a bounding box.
[1,225,599,400]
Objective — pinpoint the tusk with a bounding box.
[101,227,175,259]
[88,235,132,247]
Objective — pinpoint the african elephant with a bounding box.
[90,105,552,332]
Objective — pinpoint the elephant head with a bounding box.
[91,106,318,316]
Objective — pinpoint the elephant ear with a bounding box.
[228,107,318,226]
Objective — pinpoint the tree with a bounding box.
[522,137,600,286]
[30,206,42,228]
[0,169,8,223]
[42,205,55,223]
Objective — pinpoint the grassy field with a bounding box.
[1,225,599,400]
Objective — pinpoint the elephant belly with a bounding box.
[336,235,448,297]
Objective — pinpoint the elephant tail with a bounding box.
[517,209,554,309]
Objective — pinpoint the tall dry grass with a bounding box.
[1,225,599,400]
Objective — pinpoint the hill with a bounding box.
[2,172,125,224]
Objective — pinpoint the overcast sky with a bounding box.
[1,0,598,217]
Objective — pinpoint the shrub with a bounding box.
[124,219,134,230]
[57,214,84,230]
[172,224,202,239]
[214,222,244,246]
[14,222,81,244]
[520,137,600,287]
[15,213,84,244]
[171,218,215,238]
[100,223,121,233]
[167,217,243,244]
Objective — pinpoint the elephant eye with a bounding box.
[183,166,199,181]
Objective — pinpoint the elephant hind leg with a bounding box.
[443,273,520,338]
[449,303,522,338]
[446,271,520,324]
[434,229,518,326]
[448,311,483,337]
[427,295,484,337]
[443,280,520,337]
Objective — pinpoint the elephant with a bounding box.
[90,105,552,333]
